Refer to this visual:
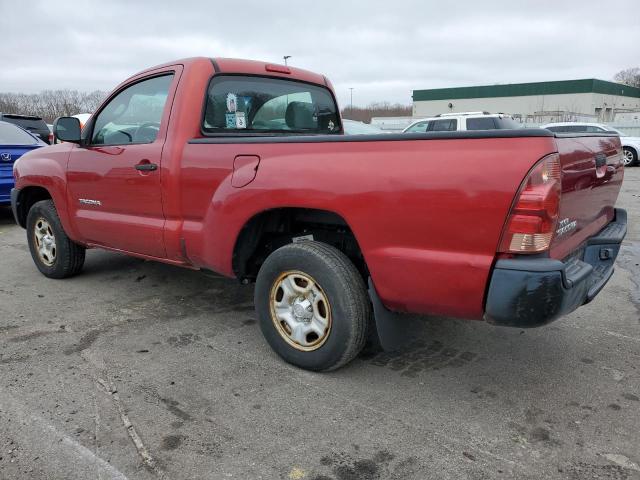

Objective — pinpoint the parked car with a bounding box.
[0,121,45,204]
[0,113,51,144]
[73,113,92,129]
[403,111,521,133]
[11,57,626,371]
[342,119,385,135]
[541,122,640,166]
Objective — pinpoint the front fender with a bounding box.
[14,144,78,240]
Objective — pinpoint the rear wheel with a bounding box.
[254,241,370,371]
[623,147,638,166]
[27,200,85,278]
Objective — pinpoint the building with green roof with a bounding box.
[412,79,640,123]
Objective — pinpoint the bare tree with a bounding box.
[614,67,640,88]
[0,90,108,123]
[84,90,108,112]
[341,102,412,123]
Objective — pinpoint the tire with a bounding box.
[623,147,638,167]
[254,241,370,371]
[26,200,85,279]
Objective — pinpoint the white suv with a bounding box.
[403,112,521,133]
[541,122,640,166]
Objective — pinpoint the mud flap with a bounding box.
[367,277,415,351]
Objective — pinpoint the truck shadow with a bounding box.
[357,316,563,379]
[78,247,585,378]
[73,247,624,414]
[79,248,255,322]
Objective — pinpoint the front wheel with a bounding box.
[26,200,85,278]
[623,147,638,167]
[254,241,370,371]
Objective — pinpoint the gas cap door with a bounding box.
[231,155,260,188]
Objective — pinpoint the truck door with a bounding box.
[66,70,179,258]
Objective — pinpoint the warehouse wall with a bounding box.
[413,93,640,121]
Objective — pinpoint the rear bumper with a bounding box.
[484,209,627,327]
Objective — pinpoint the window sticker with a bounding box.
[235,112,247,129]
[226,93,238,113]
[225,113,236,128]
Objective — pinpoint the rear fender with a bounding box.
[189,177,363,278]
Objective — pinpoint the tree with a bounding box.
[341,102,412,123]
[0,90,108,122]
[614,68,640,88]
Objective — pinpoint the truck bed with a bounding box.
[181,128,622,319]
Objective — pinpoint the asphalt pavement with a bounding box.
[1,169,639,480]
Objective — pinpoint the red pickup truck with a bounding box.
[11,57,626,371]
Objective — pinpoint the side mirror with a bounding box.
[53,117,82,144]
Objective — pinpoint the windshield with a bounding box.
[203,75,340,135]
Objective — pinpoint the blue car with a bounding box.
[0,120,46,204]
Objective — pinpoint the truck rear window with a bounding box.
[202,75,341,135]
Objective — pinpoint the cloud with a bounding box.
[0,0,638,107]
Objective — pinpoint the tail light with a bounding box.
[48,132,54,144]
[498,153,561,253]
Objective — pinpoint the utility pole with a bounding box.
[349,87,354,116]
[283,55,291,66]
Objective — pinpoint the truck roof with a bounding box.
[134,57,329,87]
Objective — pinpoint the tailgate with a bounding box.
[550,133,624,259]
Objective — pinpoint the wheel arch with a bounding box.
[14,186,53,228]
[231,207,368,282]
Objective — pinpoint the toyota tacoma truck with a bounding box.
[11,57,627,371]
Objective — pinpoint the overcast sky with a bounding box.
[1,0,638,108]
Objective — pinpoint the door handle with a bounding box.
[135,162,158,171]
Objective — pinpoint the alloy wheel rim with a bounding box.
[623,149,633,166]
[34,218,56,266]
[269,271,332,351]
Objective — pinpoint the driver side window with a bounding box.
[91,74,174,145]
